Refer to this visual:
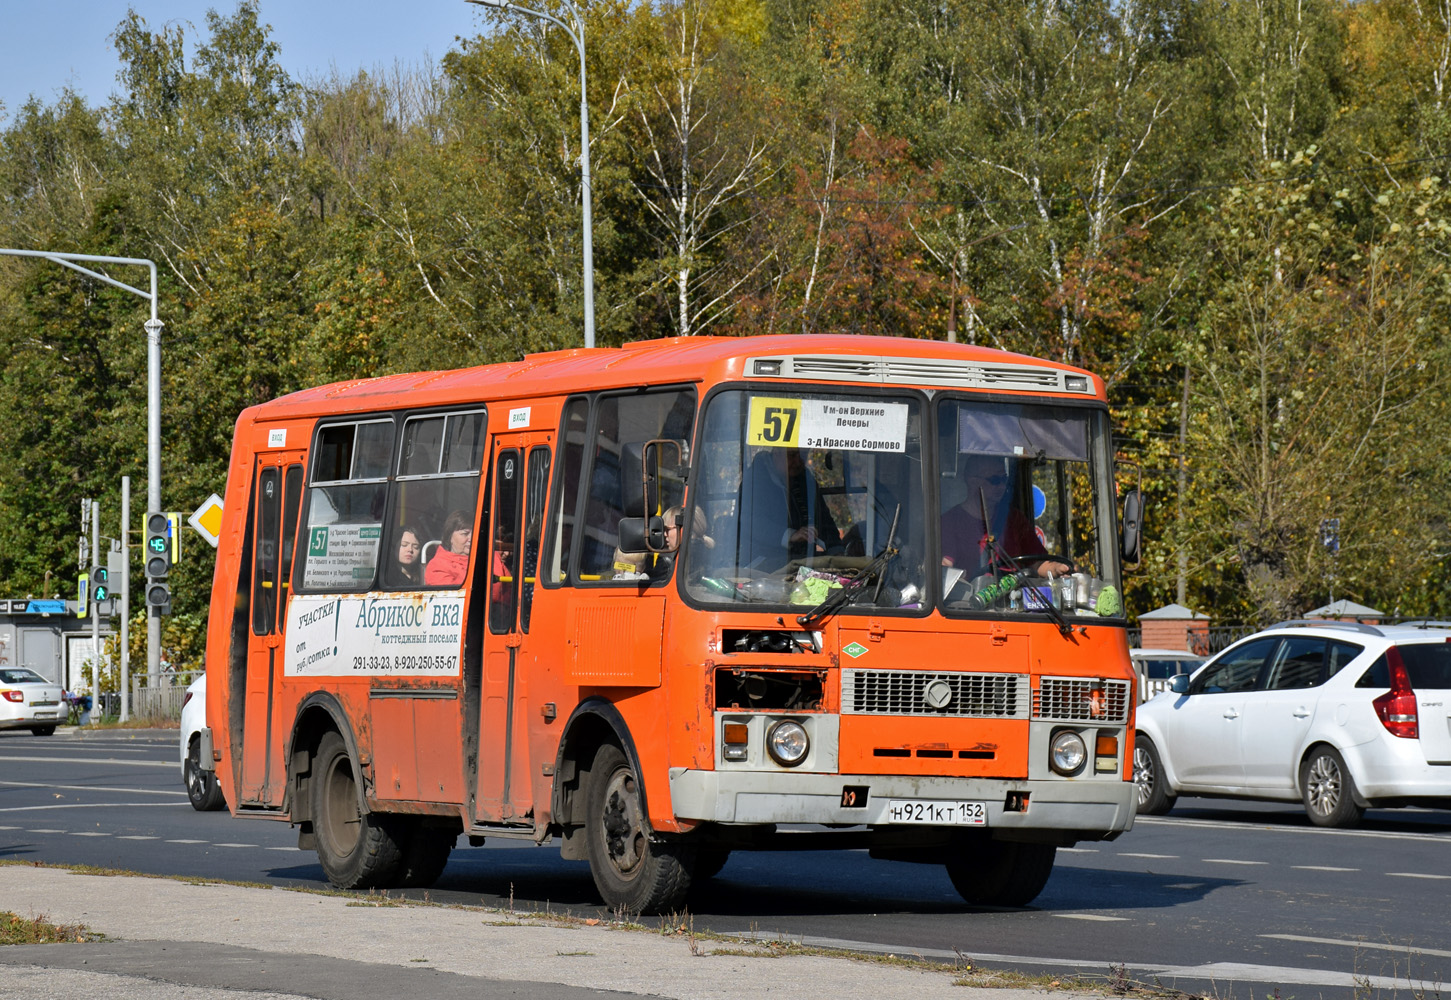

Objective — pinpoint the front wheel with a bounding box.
[946,840,1056,907]
[311,731,403,888]
[585,744,692,914]
[1301,746,1364,828]
[185,736,225,811]
[1133,736,1176,815]
[30,726,56,737]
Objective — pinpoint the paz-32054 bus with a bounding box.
[201,334,1141,913]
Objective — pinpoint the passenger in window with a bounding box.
[394,526,424,586]
[940,455,1069,577]
[741,447,841,571]
[424,510,473,586]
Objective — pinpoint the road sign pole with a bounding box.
[91,499,100,722]
[120,476,130,723]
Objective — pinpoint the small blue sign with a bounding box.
[1032,485,1047,520]
[26,599,66,615]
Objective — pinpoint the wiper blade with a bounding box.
[797,505,900,628]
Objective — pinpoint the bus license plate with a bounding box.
[886,799,987,825]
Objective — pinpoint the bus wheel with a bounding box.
[396,822,455,888]
[311,731,403,889]
[946,841,1056,907]
[585,744,692,914]
[694,847,731,881]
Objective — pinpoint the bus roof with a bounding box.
[243,334,1104,423]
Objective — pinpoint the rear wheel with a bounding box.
[1301,746,1364,828]
[30,726,56,737]
[946,840,1056,907]
[396,822,456,888]
[1133,736,1176,815]
[185,736,225,811]
[311,731,403,888]
[585,743,692,914]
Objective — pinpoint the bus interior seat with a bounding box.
[422,539,441,564]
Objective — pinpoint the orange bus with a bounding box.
[201,334,1142,913]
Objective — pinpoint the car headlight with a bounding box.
[766,720,809,767]
[1049,730,1087,776]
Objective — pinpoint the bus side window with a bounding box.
[576,388,696,585]
[520,446,551,632]
[489,450,522,634]
[252,466,281,635]
[277,464,303,624]
[296,419,394,593]
[389,410,486,590]
[543,397,589,585]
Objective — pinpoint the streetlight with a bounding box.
[467,0,596,349]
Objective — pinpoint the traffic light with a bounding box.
[146,511,172,616]
[91,566,110,603]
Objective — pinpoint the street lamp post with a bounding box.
[467,0,596,349]
[0,248,164,688]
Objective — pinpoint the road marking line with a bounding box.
[1136,814,1451,844]
[213,843,258,848]
[1387,872,1451,880]
[165,839,207,844]
[1202,858,1268,865]
[1293,865,1359,872]
[0,755,174,768]
[0,780,186,797]
[1165,883,1205,889]
[117,835,159,840]
[25,829,65,833]
[1055,914,1128,921]
[1059,847,1098,853]
[0,803,189,813]
[67,831,110,837]
[1262,934,1451,959]
[266,846,303,852]
[1121,852,1178,858]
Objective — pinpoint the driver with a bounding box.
[940,454,1070,577]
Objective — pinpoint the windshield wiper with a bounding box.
[796,505,900,628]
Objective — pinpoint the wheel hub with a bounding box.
[1132,746,1154,805]
[601,769,645,878]
[1306,756,1342,816]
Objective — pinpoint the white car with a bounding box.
[1130,648,1205,703]
[180,674,224,811]
[0,667,67,735]
[1134,620,1451,827]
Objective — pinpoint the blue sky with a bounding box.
[1,1,488,121]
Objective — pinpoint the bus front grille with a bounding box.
[841,670,1029,718]
[1032,677,1132,724]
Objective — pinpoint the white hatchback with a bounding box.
[1134,620,1451,826]
[0,667,67,735]
[180,675,224,811]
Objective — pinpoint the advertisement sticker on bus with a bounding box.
[285,593,464,677]
[747,396,908,453]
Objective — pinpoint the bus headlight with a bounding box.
[766,720,809,767]
[1049,730,1087,776]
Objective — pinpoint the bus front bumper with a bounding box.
[668,768,1136,840]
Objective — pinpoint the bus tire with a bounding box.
[946,841,1056,907]
[396,822,455,888]
[312,730,403,889]
[585,743,692,914]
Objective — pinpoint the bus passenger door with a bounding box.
[475,434,551,824]
[240,454,305,806]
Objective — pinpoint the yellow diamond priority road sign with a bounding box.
[188,493,224,548]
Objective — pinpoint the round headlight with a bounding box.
[766,720,809,767]
[1049,730,1087,776]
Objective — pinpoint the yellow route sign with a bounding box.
[188,493,225,549]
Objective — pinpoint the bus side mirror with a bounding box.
[1121,489,1143,567]
[617,516,665,554]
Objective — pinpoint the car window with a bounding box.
[1355,653,1390,690]
[1397,643,1451,689]
[1193,637,1277,694]
[1326,640,1363,679]
[1264,637,1326,690]
[0,668,45,684]
[1138,658,1198,680]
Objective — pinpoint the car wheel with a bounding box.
[946,839,1057,907]
[30,726,56,737]
[1133,736,1177,815]
[311,730,404,888]
[185,736,226,811]
[1301,746,1365,828]
[584,743,693,914]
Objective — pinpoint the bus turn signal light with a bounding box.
[723,722,749,761]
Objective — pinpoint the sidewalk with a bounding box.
[0,865,1094,1000]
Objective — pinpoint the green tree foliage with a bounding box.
[0,0,1449,627]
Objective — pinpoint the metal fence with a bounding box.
[124,670,201,722]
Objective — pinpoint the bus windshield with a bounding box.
[936,398,1122,619]
[683,388,928,611]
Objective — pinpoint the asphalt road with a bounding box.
[3,729,1448,997]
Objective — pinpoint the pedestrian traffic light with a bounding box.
[91,566,109,603]
[146,511,172,616]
